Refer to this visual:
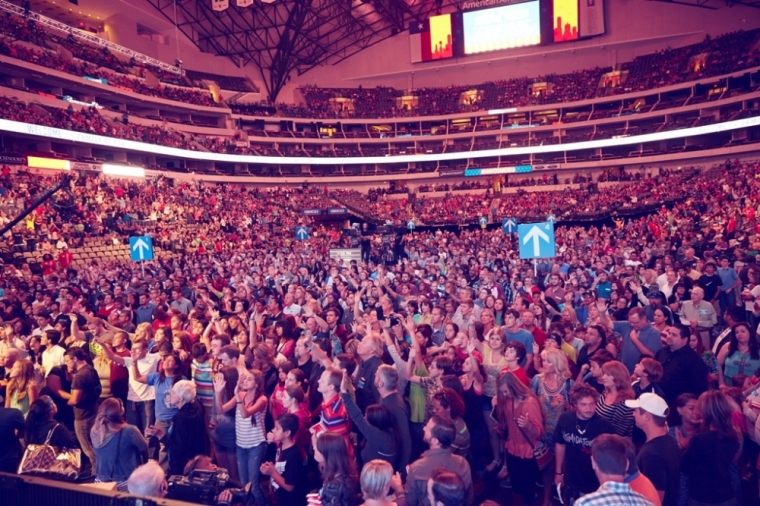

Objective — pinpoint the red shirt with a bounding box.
[319,394,349,436]
[58,251,73,269]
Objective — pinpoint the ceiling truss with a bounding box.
[145,0,450,101]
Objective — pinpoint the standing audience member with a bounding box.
[626,393,681,506]
[25,395,77,448]
[234,369,268,506]
[67,347,101,471]
[554,383,614,500]
[656,325,709,405]
[495,371,544,505]
[400,414,474,506]
[260,413,306,506]
[4,359,38,417]
[145,379,209,477]
[682,391,741,506]
[91,397,148,488]
[595,361,635,438]
[357,459,394,506]
[312,431,360,506]
[0,403,24,473]
[575,434,655,506]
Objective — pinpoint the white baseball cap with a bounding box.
[625,392,669,417]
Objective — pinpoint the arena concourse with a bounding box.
[1,1,760,506]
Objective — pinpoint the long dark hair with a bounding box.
[219,366,239,404]
[727,322,760,360]
[316,431,358,484]
[25,395,55,443]
[365,404,400,462]
[158,351,183,385]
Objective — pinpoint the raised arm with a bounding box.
[97,338,127,366]
[131,357,148,384]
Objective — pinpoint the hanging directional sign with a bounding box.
[547,213,557,223]
[295,226,309,241]
[407,220,416,230]
[479,217,488,228]
[518,222,555,259]
[502,218,518,234]
[129,236,154,261]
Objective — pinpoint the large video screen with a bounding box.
[409,13,454,62]
[553,0,579,42]
[463,1,541,55]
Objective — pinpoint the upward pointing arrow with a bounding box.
[505,219,516,231]
[132,238,150,260]
[522,226,550,257]
[296,228,309,240]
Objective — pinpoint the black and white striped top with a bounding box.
[595,392,634,439]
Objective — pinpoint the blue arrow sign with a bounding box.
[547,213,557,223]
[502,217,518,234]
[129,236,154,261]
[295,226,309,241]
[407,220,416,230]
[517,222,555,259]
[479,217,488,227]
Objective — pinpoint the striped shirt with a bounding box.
[320,394,349,436]
[235,402,266,448]
[191,359,214,409]
[595,393,635,439]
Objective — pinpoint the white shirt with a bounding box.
[31,324,54,339]
[123,354,160,402]
[41,345,66,377]
[283,303,302,316]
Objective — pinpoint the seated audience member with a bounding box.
[126,460,167,498]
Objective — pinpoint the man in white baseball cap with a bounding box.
[625,392,681,506]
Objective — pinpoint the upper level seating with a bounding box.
[184,69,254,92]
[270,29,760,119]
[0,13,220,107]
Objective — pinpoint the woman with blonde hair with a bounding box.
[480,308,496,335]
[359,459,395,506]
[530,348,573,502]
[91,397,148,488]
[5,359,38,417]
[495,371,544,504]
[595,361,635,438]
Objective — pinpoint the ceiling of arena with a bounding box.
[13,0,759,101]
[143,0,457,101]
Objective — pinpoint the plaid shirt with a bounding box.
[575,481,654,506]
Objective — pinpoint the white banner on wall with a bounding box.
[213,0,229,11]
[237,0,254,7]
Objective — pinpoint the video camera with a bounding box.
[166,468,250,506]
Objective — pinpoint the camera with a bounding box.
[166,468,250,505]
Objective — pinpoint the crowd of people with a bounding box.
[280,30,760,119]
[0,155,757,506]
[1,7,758,121]
[0,14,218,107]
